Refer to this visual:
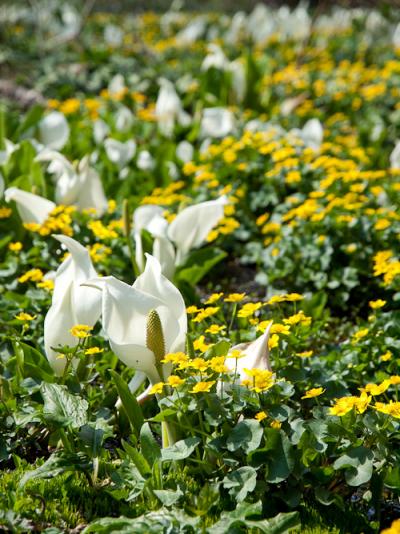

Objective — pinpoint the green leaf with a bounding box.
[40,383,88,428]
[110,370,144,439]
[251,429,295,483]
[140,423,161,467]
[223,466,257,502]
[333,446,374,486]
[227,419,263,454]
[153,489,183,506]
[19,452,91,487]
[176,248,227,286]
[15,105,44,137]
[122,439,151,477]
[161,436,201,461]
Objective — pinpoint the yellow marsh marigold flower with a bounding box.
[193,307,220,322]
[18,269,44,283]
[69,324,93,338]
[186,306,199,314]
[302,387,325,400]
[255,411,267,421]
[228,349,244,360]
[205,293,223,304]
[237,302,263,318]
[205,324,226,335]
[209,356,228,373]
[369,299,386,309]
[150,382,164,395]
[374,401,400,418]
[329,392,370,416]
[381,351,392,362]
[352,328,369,343]
[268,334,280,350]
[190,381,215,394]
[224,293,246,303]
[37,279,54,292]
[297,350,314,358]
[189,358,209,372]
[270,420,282,429]
[193,335,213,354]
[390,376,400,385]
[0,207,12,218]
[84,347,104,355]
[9,242,23,252]
[381,518,400,534]
[162,352,188,365]
[362,380,391,396]
[15,312,36,321]
[283,311,311,326]
[167,375,185,388]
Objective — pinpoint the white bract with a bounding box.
[200,108,235,138]
[36,150,107,215]
[104,138,136,168]
[133,196,227,278]
[44,235,102,375]
[155,79,191,137]
[84,254,187,386]
[4,187,55,224]
[38,111,70,150]
[227,321,273,383]
[390,141,400,169]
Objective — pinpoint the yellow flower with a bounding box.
[381,518,400,534]
[37,279,55,292]
[167,375,185,388]
[352,328,369,343]
[0,207,12,218]
[18,269,44,283]
[189,358,209,372]
[205,324,226,335]
[224,293,246,303]
[270,420,282,429]
[190,381,215,393]
[84,347,104,355]
[228,349,244,359]
[193,307,220,322]
[363,380,391,396]
[193,335,213,354]
[301,387,325,399]
[209,356,228,373]
[186,305,199,314]
[368,299,386,309]
[255,411,267,421]
[237,302,263,318]
[268,334,280,350]
[9,242,23,252]
[69,324,93,338]
[15,312,36,321]
[150,382,164,395]
[381,351,392,362]
[297,350,313,358]
[283,311,311,326]
[205,293,223,304]
[162,352,188,365]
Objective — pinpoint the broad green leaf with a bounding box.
[161,436,201,461]
[227,419,263,454]
[177,248,227,286]
[153,489,183,506]
[333,446,374,486]
[122,439,151,477]
[140,422,161,467]
[223,466,257,502]
[20,452,91,487]
[40,383,88,428]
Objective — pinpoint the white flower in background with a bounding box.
[227,321,273,383]
[200,107,235,138]
[108,74,126,96]
[176,140,194,163]
[137,150,155,171]
[225,12,247,45]
[84,254,187,386]
[104,138,136,168]
[201,44,229,71]
[390,141,400,169]
[36,150,107,215]
[393,23,400,49]
[44,235,101,375]
[247,4,275,43]
[4,187,55,224]
[278,4,311,41]
[133,196,228,278]
[93,119,110,144]
[229,59,246,103]
[115,106,134,133]
[290,119,323,151]
[175,16,206,45]
[0,173,4,199]
[155,78,191,137]
[0,139,17,165]
[104,24,124,47]
[38,111,70,150]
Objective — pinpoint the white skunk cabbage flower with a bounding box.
[38,111,70,150]
[176,141,194,163]
[115,106,134,133]
[137,150,155,171]
[133,196,227,278]
[155,79,191,137]
[104,24,124,47]
[227,321,273,383]
[44,235,102,375]
[390,141,400,169]
[36,150,107,215]
[393,23,400,49]
[4,187,55,224]
[0,139,17,166]
[84,254,187,385]
[200,108,235,139]
[201,44,229,71]
[301,119,323,150]
[104,138,136,168]
[93,119,110,144]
